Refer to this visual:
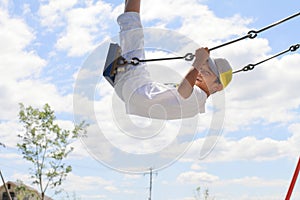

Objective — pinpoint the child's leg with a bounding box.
[117,0,144,66]
[117,13,144,61]
[114,0,150,102]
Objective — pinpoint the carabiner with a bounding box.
[184,53,195,61]
[247,30,258,39]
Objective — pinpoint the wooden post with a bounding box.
[0,170,13,200]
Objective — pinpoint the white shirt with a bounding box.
[114,12,207,120]
[115,67,207,120]
[126,82,207,119]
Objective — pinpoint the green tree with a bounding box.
[15,180,39,200]
[17,103,87,200]
[194,187,214,200]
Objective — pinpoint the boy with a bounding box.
[112,0,232,120]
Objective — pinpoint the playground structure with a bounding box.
[285,157,300,200]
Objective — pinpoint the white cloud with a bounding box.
[11,173,35,187]
[0,12,35,54]
[222,194,287,200]
[177,171,219,184]
[79,194,107,199]
[0,9,45,82]
[0,79,73,120]
[177,171,289,200]
[104,185,120,193]
[38,0,78,28]
[179,122,300,163]
[0,0,9,8]
[142,0,252,46]
[62,172,113,192]
[190,163,205,171]
[123,174,142,180]
[218,176,286,187]
[39,0,115,56]
[0,152,22,160]
[224,53,300,131]
[68,139,91,159]
[0,120,22,148]
[0,6,75,121]
[213,176,289,200]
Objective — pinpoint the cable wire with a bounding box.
[124,11,300,65]
[233,44,300,74]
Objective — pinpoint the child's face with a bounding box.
[195,61,223,94]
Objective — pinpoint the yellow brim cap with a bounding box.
[208,58,233,88]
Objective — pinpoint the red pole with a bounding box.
[285,156,300,200]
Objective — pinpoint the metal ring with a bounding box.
[184,53,195,61]
[243,64,255,71]
[130,57,140,66]
[117,57,127,65]
[290,44,300,52]
[248,30,258,39]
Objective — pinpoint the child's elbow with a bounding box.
[177,90,191,99]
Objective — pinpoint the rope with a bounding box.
[233,44,300,74]
[121,11,300,66]
[210,11,300,51]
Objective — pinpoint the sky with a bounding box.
[0,0,300,200]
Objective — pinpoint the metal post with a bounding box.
[145,168,157,200]
[0,170,13,200]
[285,157,300,200]
[148,168,152,200]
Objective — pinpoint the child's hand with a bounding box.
[192,47,210,71]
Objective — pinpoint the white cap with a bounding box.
[208,57,233,88]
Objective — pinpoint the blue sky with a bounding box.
[0,0,300,200]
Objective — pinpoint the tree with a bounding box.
[194,187,214,200]
[17,103,87,200]
[15,180,39,200]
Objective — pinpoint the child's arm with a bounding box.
[177,48,209,98]
[124,0,141,13]
[177,67,199,99]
